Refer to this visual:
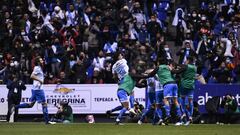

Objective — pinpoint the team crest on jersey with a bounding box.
[54,84,75,94]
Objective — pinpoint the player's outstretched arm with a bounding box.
[145,67,159,78]
[129,72,149,80]
[135,79,147,88]
[170,64,187,74]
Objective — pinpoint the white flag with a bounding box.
[28,0,38,13]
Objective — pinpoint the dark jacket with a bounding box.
[7,80,26,99]
[176,48,197,64]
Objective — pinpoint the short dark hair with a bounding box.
[60,100,69,107]
[113,51,124,62]
[34,56,41,66]
[158,57,167,65]
[187,56,194,64]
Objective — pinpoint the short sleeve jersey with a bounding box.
[112,59,129,80]
[32,66,44,90]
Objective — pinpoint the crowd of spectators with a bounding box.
[0,0,239,84]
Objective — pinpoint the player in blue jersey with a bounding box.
[12,57,54,124]
[137,68,165,125]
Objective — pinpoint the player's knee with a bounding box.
[173,99,179,105]
[42,102,47,107]
[123,104,129,109]
[122,103,129,109]
[163,98,169,103]
[163,98,167,102]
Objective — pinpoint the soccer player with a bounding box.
[112,52,146,125]
[137,70,164,125]
[106,92,136,118]
[145,58,185,125]
[154,76,165,125]
[137,75,157,125]
[13,57,54,124]
[179,56,205,125]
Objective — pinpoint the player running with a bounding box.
[112,52,146,125]
[106,92,136,118]
[12,56,54,124]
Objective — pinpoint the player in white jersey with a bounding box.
[112,52,147,125]
[112,52,135,125]
[112,57,129,80]
[106,57,136,118]
[13,57,54,124]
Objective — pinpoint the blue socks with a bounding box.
[188,100,193,117]
[16,103,49,123]
[111,106,123,112]
[164,105,170,117]
[129,95,135,108]
[155,108,162,119]
[181,97,186,115]
[181,97,193,119]
[140,108,151,122]
[117,107,127,120]
[42,106,49,123]
[175,104,182,117]
[15,103,30,109]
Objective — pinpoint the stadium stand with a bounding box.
[0,0,239,85]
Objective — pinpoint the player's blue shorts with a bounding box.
[30,89,46,103]
[155,91,164,104]
[117,89,128,103]
[179,87,194,98]
[163,83,178,98]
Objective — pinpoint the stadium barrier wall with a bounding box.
[0,84,145,115]
[194,84,240,113]
[0,84,239,115]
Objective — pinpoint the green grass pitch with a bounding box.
[0,123,239,135]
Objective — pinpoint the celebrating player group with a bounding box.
[9,50,205,126]
[111,51,205,126]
